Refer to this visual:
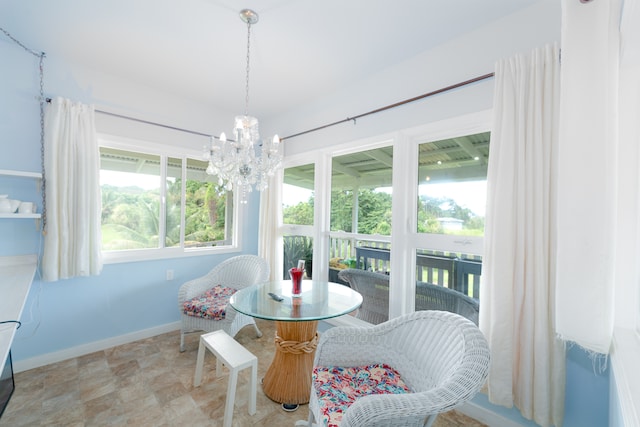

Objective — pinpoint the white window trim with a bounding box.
[281,110,491,318]
[391,111,491,317]
[98,133,242,264]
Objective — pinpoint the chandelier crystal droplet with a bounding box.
[203,9,282,204]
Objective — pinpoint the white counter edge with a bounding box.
[0,254,38,369]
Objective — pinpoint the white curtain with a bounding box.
[42,97,103,281]
[258,168,283,281]
[620,0,640,335]
[555,0,621,355]
[480,43,565,427]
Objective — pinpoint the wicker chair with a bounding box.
[337,269,479,325]
[338,269,391,325]
[301,311,490,427]
[415,281,479,325]
[177,255,269,352]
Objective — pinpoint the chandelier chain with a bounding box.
[39,54,47,233]
[244,19,252,117]
[203,9,282,204]
[0,26,44,58]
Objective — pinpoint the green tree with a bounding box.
[329,189,392,235]
[416,195,484,235]
[357,190,392,235]
[330,190,354,232]
[283,197,314,225]
[101,179,230,249]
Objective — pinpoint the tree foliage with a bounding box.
[282,188,484,236]
[101,180,229,250]
[417,195,484,235]
[283,197,314,225]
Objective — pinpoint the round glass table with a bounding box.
[230,280,362,406]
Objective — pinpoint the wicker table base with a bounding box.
[262,320,319,405]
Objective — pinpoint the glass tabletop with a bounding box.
[229,280,363,322]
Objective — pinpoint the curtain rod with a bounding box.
[45,99,214,139]
[45,71,494,143]
[280,72,495,141]
[95,109,214,138]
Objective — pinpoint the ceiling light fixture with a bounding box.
[203,8,282,204]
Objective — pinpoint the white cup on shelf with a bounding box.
[18,202,34,214]
[0,195,10,213]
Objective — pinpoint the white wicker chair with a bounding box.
[177,255,269,352]
[301,311,490,427]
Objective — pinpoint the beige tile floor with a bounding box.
[0,319,487,426]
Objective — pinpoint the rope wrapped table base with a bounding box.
[275,332,318,354]
[262,320,319,405]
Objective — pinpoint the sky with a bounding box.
[101,170,162,190]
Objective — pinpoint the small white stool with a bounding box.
[194,330,258,427]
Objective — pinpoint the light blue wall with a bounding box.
[0,2,616,426]
[564,346,610,427]
[469,346,609,427]
[12,249,256,361]
[0,31,261,364]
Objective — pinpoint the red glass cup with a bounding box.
[289,267,303,296]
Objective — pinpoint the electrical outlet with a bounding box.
[166,270,174,281]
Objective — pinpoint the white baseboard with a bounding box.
[13,321,181,373]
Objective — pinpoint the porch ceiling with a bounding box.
[284,131,490,191]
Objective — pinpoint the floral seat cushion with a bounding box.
[312,363,411,427]
[182,285,237,320]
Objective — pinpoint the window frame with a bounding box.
[280,161,317,281]
[98,133,243,264]
[278,110,492,321]
[389,111,490,318]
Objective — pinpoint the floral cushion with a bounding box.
[182,285,237,320]
[312,363,411,427]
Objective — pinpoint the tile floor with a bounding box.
[0,318,487,426]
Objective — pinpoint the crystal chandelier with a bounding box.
[203,8,282,204]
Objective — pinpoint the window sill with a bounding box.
[611,327,640,426]
[102,245,240,264]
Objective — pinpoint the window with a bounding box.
[283,164,315,226]
[182,158,233,248]
[416,132,489,236]
[165,156,182,248]
[99,141,236,261]
[414,131,489,305]
[415,249,481,299]
[279,111,491,323]
[100,147,161,250]
[330,147,393,235]
[282,164,315,278]
[328,146,393,286]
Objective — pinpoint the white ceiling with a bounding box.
[2,0,540,119]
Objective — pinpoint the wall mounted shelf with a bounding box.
[0,169,42,179]
[0,169,43,226]
[0,213,41,219]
